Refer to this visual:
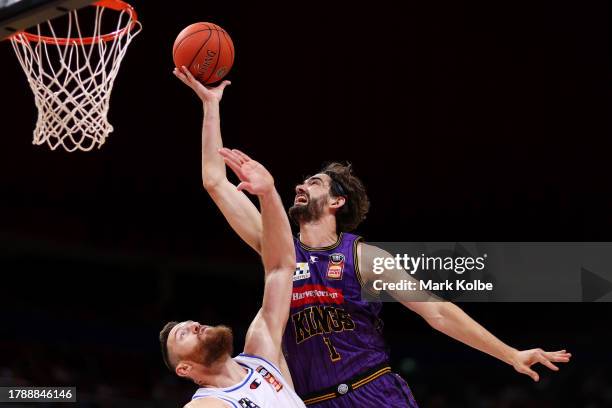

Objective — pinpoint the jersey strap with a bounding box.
[191,393,239,408]
[192,366,254,398]
[237,353,283,377]
[214,396,239,408]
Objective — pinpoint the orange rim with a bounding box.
[15,0,138,45]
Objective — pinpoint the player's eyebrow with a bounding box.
[306,176,323,184]
[173,321,191,342]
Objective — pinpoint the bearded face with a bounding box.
[288,188,328,225]
[193,325,233,366]
[169,322,234,372]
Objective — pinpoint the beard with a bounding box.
[288,194,326,225]
[190,325,234,366]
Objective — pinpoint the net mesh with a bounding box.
[9,4,141,151]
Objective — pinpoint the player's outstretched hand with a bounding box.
[173,65,230,103]
[219,148,275,196]
[510,348,572,382]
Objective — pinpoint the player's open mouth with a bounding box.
[295,194,308,205]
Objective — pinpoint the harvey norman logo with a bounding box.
[291,284,344,308]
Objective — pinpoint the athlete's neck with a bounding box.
[299,216,338,248]
[192,356,247,389]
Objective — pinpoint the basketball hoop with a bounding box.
[9,0,141,151]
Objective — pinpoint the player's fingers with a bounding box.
[219,147,242,165]
[232,149,252,162]
[173,68,189,83]
[219,149,242,169]
[219,150,247,179]
[219,147,240,164]
[538,357,559,371]
[219,80,232,90]
[545,350,571,357]
[222,156,246,179]
[180,66,197,83]
[521,366,540,382]
[230,150,246,165]
[176,67,202,91]
[236,182,253,193]
[547,352,571,362]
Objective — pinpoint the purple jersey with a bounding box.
[283,233,390,397]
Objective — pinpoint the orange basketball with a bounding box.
[173,22,235,84]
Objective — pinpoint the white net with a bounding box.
[9,3,141,151]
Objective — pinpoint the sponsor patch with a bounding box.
[293,262,311,281]
[291,284,344,308]
[256,366,283,392]
[327,253,345,280]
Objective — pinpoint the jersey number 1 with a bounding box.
[323,336,341,362]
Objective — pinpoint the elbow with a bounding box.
[275,261,296,275]
[282,254,297,271]
[271,261,295,277]
[265,252,295,272]
[425,314,446,331]
[202,174,225,191]
[416,302,447,331]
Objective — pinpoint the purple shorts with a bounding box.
[308,372,418,408]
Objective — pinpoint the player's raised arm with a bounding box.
[173,67,263,254]
[218,148,295,368]
[358,242,572,382]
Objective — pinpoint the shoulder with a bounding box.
[357,242,391,264]
[236,353,294,390]
[356,241,390,290]
[235,353,283,376]
[185,397,231,408]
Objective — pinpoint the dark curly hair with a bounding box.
[320,162,370,232]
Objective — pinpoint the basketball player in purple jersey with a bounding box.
[174,66,572,407]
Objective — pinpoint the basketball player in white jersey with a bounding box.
[159,148,306,408]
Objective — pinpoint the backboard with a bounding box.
[0,0,94,39]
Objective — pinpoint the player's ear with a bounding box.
[329,196,346,210]
[175,361,192,378]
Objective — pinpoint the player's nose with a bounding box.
[295,184,306,194]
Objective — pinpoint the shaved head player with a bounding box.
[174,66,572,407]
[160,149,306,408]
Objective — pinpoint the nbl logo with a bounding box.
[216,67,228,77]
[327,253,345,280]
[330,253,344,263]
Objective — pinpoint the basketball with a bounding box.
[172,22,234,85]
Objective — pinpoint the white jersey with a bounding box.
[191,353,306,408]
